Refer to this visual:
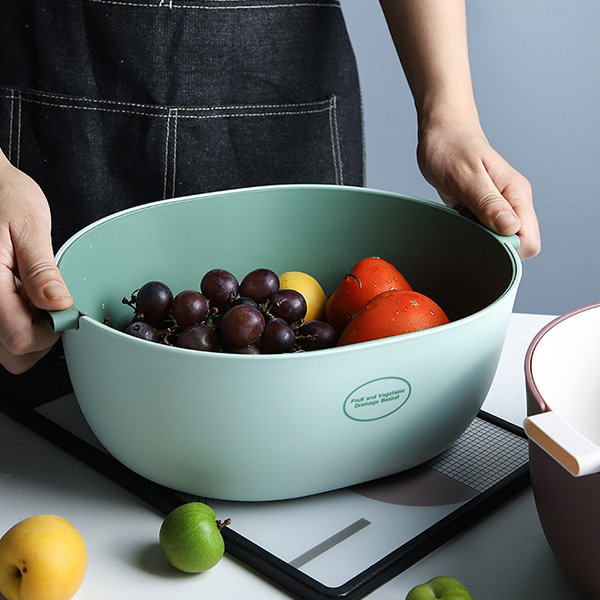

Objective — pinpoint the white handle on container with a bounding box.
[524,411,600,477]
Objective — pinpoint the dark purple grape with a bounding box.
[171,290,209,327]
[125,321,160,343]
[219,305,265,346]
[260,317,296,354]
[230,296,259,310]
[239,268,279,304]
[229,343,262,355]
[135,281,173,323]
[175,324,220,352]
[268,289,307,324]
[200,269,239,312]
[297,320,338,351]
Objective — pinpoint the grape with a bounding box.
[297,320,338,351]
[125,321,160,343]
[260,317,296,353]
[135,281,173,323]
[219,305,265,346]
[200,269,239,312]
[175,324,220,352]
[171,290,209,327]
[230,296,259,310]
[268,289,307,324]
[239,268,279,304]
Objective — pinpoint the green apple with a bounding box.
[159,502,229,573]
[406,576,473,600]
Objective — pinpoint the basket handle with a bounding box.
[43,306,82,332]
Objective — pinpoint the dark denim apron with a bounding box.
[0,0,364,402]
[0,0,364,249]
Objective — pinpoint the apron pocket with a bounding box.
[170,96,344,197]
[0,88,345,249]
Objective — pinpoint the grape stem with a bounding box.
[121,294,137,309]
[159,327,175,345]
[295,333,317,341]
[204,308,220,329]
[290,319,304,331]
[258,301,272,318]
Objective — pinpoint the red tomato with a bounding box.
[337,289,449,346]
[326,257,411,334]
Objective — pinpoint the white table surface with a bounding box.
[0,313,585,600]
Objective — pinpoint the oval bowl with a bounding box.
[51,184,521,501]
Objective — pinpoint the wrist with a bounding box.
[0,149,11,172]
[417,93,482,141]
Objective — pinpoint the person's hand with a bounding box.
[0,155,72,374]
[417,117,541,259]
[378,0,541,259]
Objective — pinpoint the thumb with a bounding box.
[455,172,521,237]
[15,228,73,311]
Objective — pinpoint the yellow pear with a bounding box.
[0,515,87,600]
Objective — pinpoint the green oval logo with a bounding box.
[343,377,411,422]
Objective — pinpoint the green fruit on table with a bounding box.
[159,502,229,573]
[406,576,474,600]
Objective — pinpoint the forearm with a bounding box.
[379,0,480,132]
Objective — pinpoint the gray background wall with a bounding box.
[342,1,599,316]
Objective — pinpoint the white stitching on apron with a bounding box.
[200,0,313,1]
[0,94,332,120]
[331,94,343,185]
[163,109,172,198]
[327,97,337,184]
[83,0,340,9]
[328,96,340,184]
[358,94,366,185]
[182,107,332,119]
[7,89,14,163]
[0,86,332,113]
[171,108,178,198]
[15,91,22,169]
[162,108,179,198]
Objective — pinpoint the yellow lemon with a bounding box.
[278,271,327,322]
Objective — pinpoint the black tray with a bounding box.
[1,359,530,600]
